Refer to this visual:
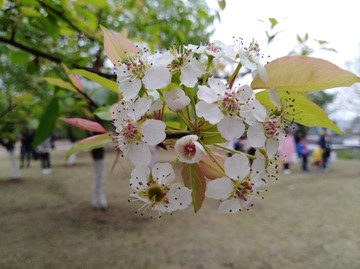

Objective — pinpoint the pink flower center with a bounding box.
[123,122,137,139]
[206,42,221,53]
[183,142,196,158]
[264,120,278,138]
[236,181,253,201]
[222,91,240,114]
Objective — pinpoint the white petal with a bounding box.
[180,60,204,87]
[197,77,225,103]
[195,101,223,124]
[148,97,163,112]
[163,88,190,111]
[166,183,192,212]
[140,119,166,145]
[126,142,151,165]
[151,163,175,185]
[256,63,269,82]
[205,177,233,200]
[119,78,142,101]
[218,199,242,213]
[143,65,171,90]
[130,97,152,121]
[266,137,279,159]
[269,88,282,110]
[247,123,266,147]
[224,154,249,180]
[251,99,267,121]
[217,116,245,140]
[238,84,253,102]
[130,165,150,191]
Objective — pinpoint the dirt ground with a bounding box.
[0,147,360,269]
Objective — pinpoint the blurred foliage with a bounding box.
[0,0,220,144]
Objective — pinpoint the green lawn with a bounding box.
[0,147,360,269]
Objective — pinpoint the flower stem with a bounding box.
[177,111,196,131]
[227,62,242,88]
[213,143,256,160]
[199,141,225,173]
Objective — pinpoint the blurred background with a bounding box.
[0,1,359,268]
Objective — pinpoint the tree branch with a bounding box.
[36,0,96,42]
[0,36,115,79]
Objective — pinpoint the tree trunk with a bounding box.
[9,149,21,180]
[91,148,107,210]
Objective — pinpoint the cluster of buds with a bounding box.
[109,39,289,216]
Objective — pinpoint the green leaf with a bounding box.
[32,97,60,148]
[93,107,111,121]
[251,56,360,92]
[199,123,226,145]
[20,6,42,17]
[43,77,77,93]
[256,90,342,135]
[68,69,118,93]
[66,132,113,158]
[181,163,206,213]
[100,25,138,65]
[217,0,226,10]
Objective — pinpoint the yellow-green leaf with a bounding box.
[43,77,77,93]
[66,132,113,158]
[256,90,342,135]
[20,6,41,17]
[100,25,138,65]
[68,69,117,93]
[251,56,360,92]
[181,163,206,213]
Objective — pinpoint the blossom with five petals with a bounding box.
[205,153,264,213]
[174,135,205,164]
[195,77,258,140]
[129,163,192,214]
[112,97,166,165]
[117,50,172,101]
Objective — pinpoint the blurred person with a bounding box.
[37,138,52,174]
[20,128,34,168]
[318,129,332,172]
[296,135,310,173]
[278,131,297,174]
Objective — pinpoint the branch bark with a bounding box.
[0,36,115,79]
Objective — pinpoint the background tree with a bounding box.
[0,0,221,208]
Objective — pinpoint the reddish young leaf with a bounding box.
[100,25,138,65]
[61,117,106,133]
[181,163,206,213]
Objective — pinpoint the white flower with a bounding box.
[195,77,257,140]
[251,149,280,183]
[167,49,205,87]
[247,90,287,158]
[112,97,166,165]
[187,41,236,60]
[163,88,190,111]
[117,50,172,101]
[174,135,205,164]
[205,153,263,213]
[129,163,192,214]
[234,38,268,82]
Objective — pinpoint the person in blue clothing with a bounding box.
[296,135,310,173]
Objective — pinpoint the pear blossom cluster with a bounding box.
[110,39,290,216]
